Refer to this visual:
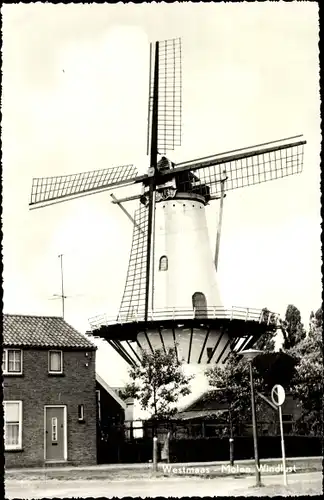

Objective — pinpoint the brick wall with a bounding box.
[4,348,97,468]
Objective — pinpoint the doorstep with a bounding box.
[44,461,70,468]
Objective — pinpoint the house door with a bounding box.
[45,406,66,461]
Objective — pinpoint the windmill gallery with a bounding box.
[28,39,306,442]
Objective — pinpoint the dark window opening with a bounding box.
[192,292,207,318]
[159,256,168,271]
[207,347,213,360]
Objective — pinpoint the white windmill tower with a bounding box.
[29,38,306,414]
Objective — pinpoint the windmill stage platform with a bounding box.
[89,306,278,367]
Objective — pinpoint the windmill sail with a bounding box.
[143,37,183,322]
[166,136,305,198]
[118,202,148,322]
[29,164,142,208]
[147,38,182,155]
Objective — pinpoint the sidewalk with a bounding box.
[5,472,323,499]
[5,456,322,480]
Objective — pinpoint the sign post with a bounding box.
[152,436,158,475]
[271,384,287,486]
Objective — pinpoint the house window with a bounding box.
[51,417,58,442]
[78,404,84,421]
[159,256,168,271]
[4,401,22,450]
[2,349,23,375]
[48,351,63,374]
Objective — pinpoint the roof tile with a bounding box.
[3,315,96,350]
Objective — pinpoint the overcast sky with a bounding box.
[2,3,321,385]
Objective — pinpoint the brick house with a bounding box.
[3,314,97,468]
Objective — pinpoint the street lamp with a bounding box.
[241,348,262,487]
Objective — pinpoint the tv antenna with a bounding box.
[49,254,66,319]
[59,253,65,318]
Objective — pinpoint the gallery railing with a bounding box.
[89,306,279,331]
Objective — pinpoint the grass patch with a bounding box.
[6,469,152,482]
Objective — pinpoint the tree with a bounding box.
[254,333,275,351]
[280,304,306,349]
[253,308,277,351]
[254,351,297,390]
[205,352,264,435]
[309,307,323,333]
[288,321,323,435]
[314,307,323,328]
[120,348,192,419]
[309,310,315,333]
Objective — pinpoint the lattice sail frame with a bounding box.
[164,138,305,198]
[147,38,182,155]
[30,164,138,207]
[118,202,148,322]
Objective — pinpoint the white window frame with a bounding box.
[48,350,63,374]
[78,404,84,421]
[4,400,23,450]
[2,349,23,375]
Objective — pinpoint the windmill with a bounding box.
[29,38,306,402]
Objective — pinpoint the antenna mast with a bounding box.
[58,253,65,319]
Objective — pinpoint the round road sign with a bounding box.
[271,384,285,406]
